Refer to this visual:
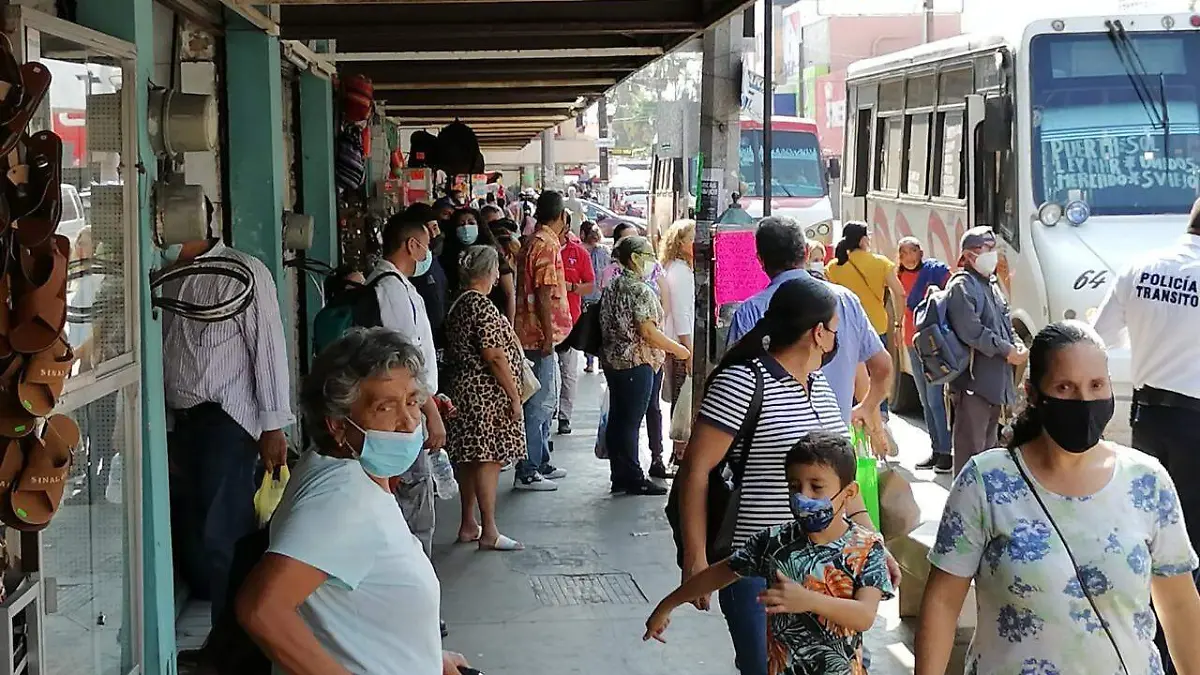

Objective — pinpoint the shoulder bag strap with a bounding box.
[729,362,766,487]
[1006,448,1130,675]
[847,257,886,305]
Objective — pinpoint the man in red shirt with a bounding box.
[557,227,596,434]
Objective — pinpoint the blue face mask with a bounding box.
[413,249,433,277]
[789,488,846,533]
[349,420,425,478]
[457,224,479,245]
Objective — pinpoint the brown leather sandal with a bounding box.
[0,355,32,438]
[16,336,72,416]
[0,37,50,159]
[9,234,67,354]
[9,132,62,248]
[9,414,78,529]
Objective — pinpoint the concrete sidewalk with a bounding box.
[434,370,945,675]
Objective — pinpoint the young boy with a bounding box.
[644,431,894,675]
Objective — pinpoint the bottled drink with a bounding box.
[430,449,459,499]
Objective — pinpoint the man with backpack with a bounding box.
[943,227,1027,474]
[366,214,448,555]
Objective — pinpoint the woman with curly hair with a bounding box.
[658,219,695,458]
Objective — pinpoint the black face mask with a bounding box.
[430,233,446,257]
[1038,394,1115,453]
[820,330,839,368]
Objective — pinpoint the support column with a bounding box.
[74,2,175,673]
[224,12,289,325]
[693,14,744,394]
[299,70,336,359]
[540,127,556,190]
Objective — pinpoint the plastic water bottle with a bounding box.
[430,449,459,500]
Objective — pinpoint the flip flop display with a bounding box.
[9,234,68,354]
[9,132,62,248]
[7,414,78,529]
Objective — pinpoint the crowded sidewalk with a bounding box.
[432,371,948,675]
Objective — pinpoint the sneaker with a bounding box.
[648,461,675,480]
[514,473,558,491]
[557,418,573,435]
[934,455,954,474]
[540,465,568,480]
[624,479,668,496]
[916,455,939,470]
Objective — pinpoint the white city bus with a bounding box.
[841,14,1200,443]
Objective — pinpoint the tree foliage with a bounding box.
[608,52,701,154]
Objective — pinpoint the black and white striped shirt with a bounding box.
[162,242,294,440]
[696,355,848,547]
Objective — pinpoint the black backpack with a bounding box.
[312,272,401,357]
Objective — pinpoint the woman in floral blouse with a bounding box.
[915,321,1200,675]
[599,236,690,496]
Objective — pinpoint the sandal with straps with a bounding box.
[0,36,50,160]
[8,132,62,248]
[9,234,67,354]
[9,414,78,530]
[16,336,73,417]
[0,355,33,438]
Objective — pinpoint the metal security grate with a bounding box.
[529,573,647,606]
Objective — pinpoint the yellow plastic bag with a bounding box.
[253,465,290,528]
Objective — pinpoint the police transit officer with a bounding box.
[1092,196,1200,673]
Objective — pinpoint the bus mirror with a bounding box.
[981,94,1012,152]
[826,157,842,181]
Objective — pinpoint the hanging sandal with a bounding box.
[0,271,12,360]
[8,132,61,248]
[0,38,50,159]
[0,355,32,438]
[16,337,73,416]
[9,234,67,354]
[9,413,78,530]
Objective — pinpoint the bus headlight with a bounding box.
[1065,200,1091,226]
[1038,202,1063,226]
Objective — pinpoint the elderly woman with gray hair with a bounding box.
[443,245,527,550]
[236,328,471,675]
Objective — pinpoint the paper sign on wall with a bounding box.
[714,229,770,309]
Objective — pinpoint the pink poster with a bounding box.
[714,230,770,308]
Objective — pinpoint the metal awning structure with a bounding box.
[269,0,750,149]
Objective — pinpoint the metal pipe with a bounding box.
[334,47,663,62]
[762,0,773,216]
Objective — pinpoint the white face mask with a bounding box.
[973,250,1000,277]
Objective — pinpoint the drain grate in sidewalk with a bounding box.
[530,573,647,606]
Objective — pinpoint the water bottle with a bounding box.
[430,449,459,500]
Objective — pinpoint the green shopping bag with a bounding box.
[851,426,881,530]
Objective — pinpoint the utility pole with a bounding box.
[598,94,609,184]
[922,0,934,44]
[762,0,773,216]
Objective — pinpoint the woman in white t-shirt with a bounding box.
[237,328,473,675]
[659,219,695,460]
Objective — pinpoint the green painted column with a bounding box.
[299,70,336,358]
[224,12,289,327]
[74,2,176,674]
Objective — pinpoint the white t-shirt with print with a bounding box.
[929,446,1198,675]
[269,451,442,675]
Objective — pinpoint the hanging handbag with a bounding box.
[665,362,765,568]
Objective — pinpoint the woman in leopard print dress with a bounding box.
[444,246,527,551]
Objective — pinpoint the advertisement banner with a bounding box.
[815,69,847,159]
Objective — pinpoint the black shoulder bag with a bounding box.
[666,362,766,569]
[1007,448,1130,675]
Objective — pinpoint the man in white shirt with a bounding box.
[564,185,585,236]
[368,215,447,558]
[1092,201,1200,672]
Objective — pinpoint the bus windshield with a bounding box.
[1030,30,1200,216]
[738,128,827,199]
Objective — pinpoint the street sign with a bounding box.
[595,136,615,148]
[741,66,764,122]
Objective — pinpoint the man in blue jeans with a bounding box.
[896,236,953,473]
[513,191,574,491]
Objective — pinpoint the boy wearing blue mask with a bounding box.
[645,431,893,674]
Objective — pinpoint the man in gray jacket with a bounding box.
[945,226,1028,474]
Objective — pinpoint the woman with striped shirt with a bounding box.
[677,277,881,675]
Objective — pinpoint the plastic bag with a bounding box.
[878,465,920,541]
[253,465,291,528]
[595,386,610,460]
[851,426,880,530]
[669,375,693,442]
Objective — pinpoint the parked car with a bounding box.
[59,184,87,244]
[581,200,647,238]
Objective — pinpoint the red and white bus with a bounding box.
[738,116,836,243]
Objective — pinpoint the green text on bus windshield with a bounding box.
[738,129,827,199]
[1031,31,1200,216]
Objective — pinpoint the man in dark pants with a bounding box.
[1094,200,1200,674]
[161,202,293,624]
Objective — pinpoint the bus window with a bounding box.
[876,117,903,191]
[906,113,932,196]
[853,108,872,197]
[939,68,973,105]
[934,110,965,199]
